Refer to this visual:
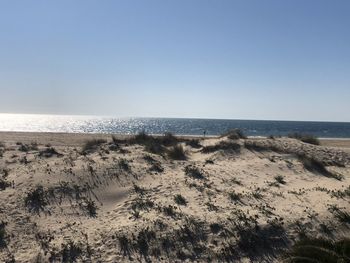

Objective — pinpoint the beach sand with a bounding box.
[0,132,349,262]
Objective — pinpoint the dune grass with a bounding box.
[0,222,6,247]
[202,141,241,153]
[298,155,343,180]
[283,237,350,263]
[82,138,107,153]
[24,185,48,213]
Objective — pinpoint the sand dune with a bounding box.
[0,132,349,262]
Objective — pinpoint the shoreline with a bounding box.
[1,130,350,139]
[1,131,350,148]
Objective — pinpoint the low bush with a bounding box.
[221,129,246,140]
[0,178,11,190]
[82,139,106,153]
[61,240,83,262]
[0,221,6,247]
[145,139,165,155]
[111,135,125,144]
[24,185,48,212]
[118,158,130,171]
[184,165,205,180]
[288,133,320,145]
[185,139,202,148]
[283,237,350,263]
[160,132,178,146]
[168,145,186,160]
[174,194,187,206]
[333,209,350,224]
[274,175,286,185]
[229,191,242,202]
[79,198,98,217]
[18,142,38,152]
[202,141,241,153]
[298,155,342,180]
[39,147,63,158]
[149,162,164,173]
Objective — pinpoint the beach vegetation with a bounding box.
[18,142,38,152]
[117,233,131,258]
[334,209,350,224]
[24,185,48,213]
[298,155,343,180]
[288,133,320,145]
[160,132,178,146]
[221,128,246,140]
[229,191,242,202]
[61,240,83,262]
[167,144,187,160]
[0,178,11,190]
[39,147,62,158]
[274,175,286,185]
[82,138,106,153]
[79,198,97,217]
[283,237,350,263]
[205,159,214,165]
[133,183,146,195]
[148,162,164,173]
[185,139,202,148]
[184,165,205,180]
[111,135,125,145]
[131,197,154,211]
[161,205,178,217]
[202,141,241,153]
[118,158,130,171]
[0,221,6,247]
[174,194,187,206]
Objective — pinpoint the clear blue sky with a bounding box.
[0,0,349,121]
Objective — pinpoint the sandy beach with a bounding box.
[0,131,349,262]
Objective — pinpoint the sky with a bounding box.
[0,0,349,122]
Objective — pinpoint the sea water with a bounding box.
[0,114,349,138]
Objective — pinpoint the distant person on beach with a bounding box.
[203,130,206,137]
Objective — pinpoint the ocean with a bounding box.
[0,113,349,138]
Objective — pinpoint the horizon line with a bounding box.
[0,112,349,124]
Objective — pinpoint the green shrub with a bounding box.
[288,133,320,145]
[168,145,186,160]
